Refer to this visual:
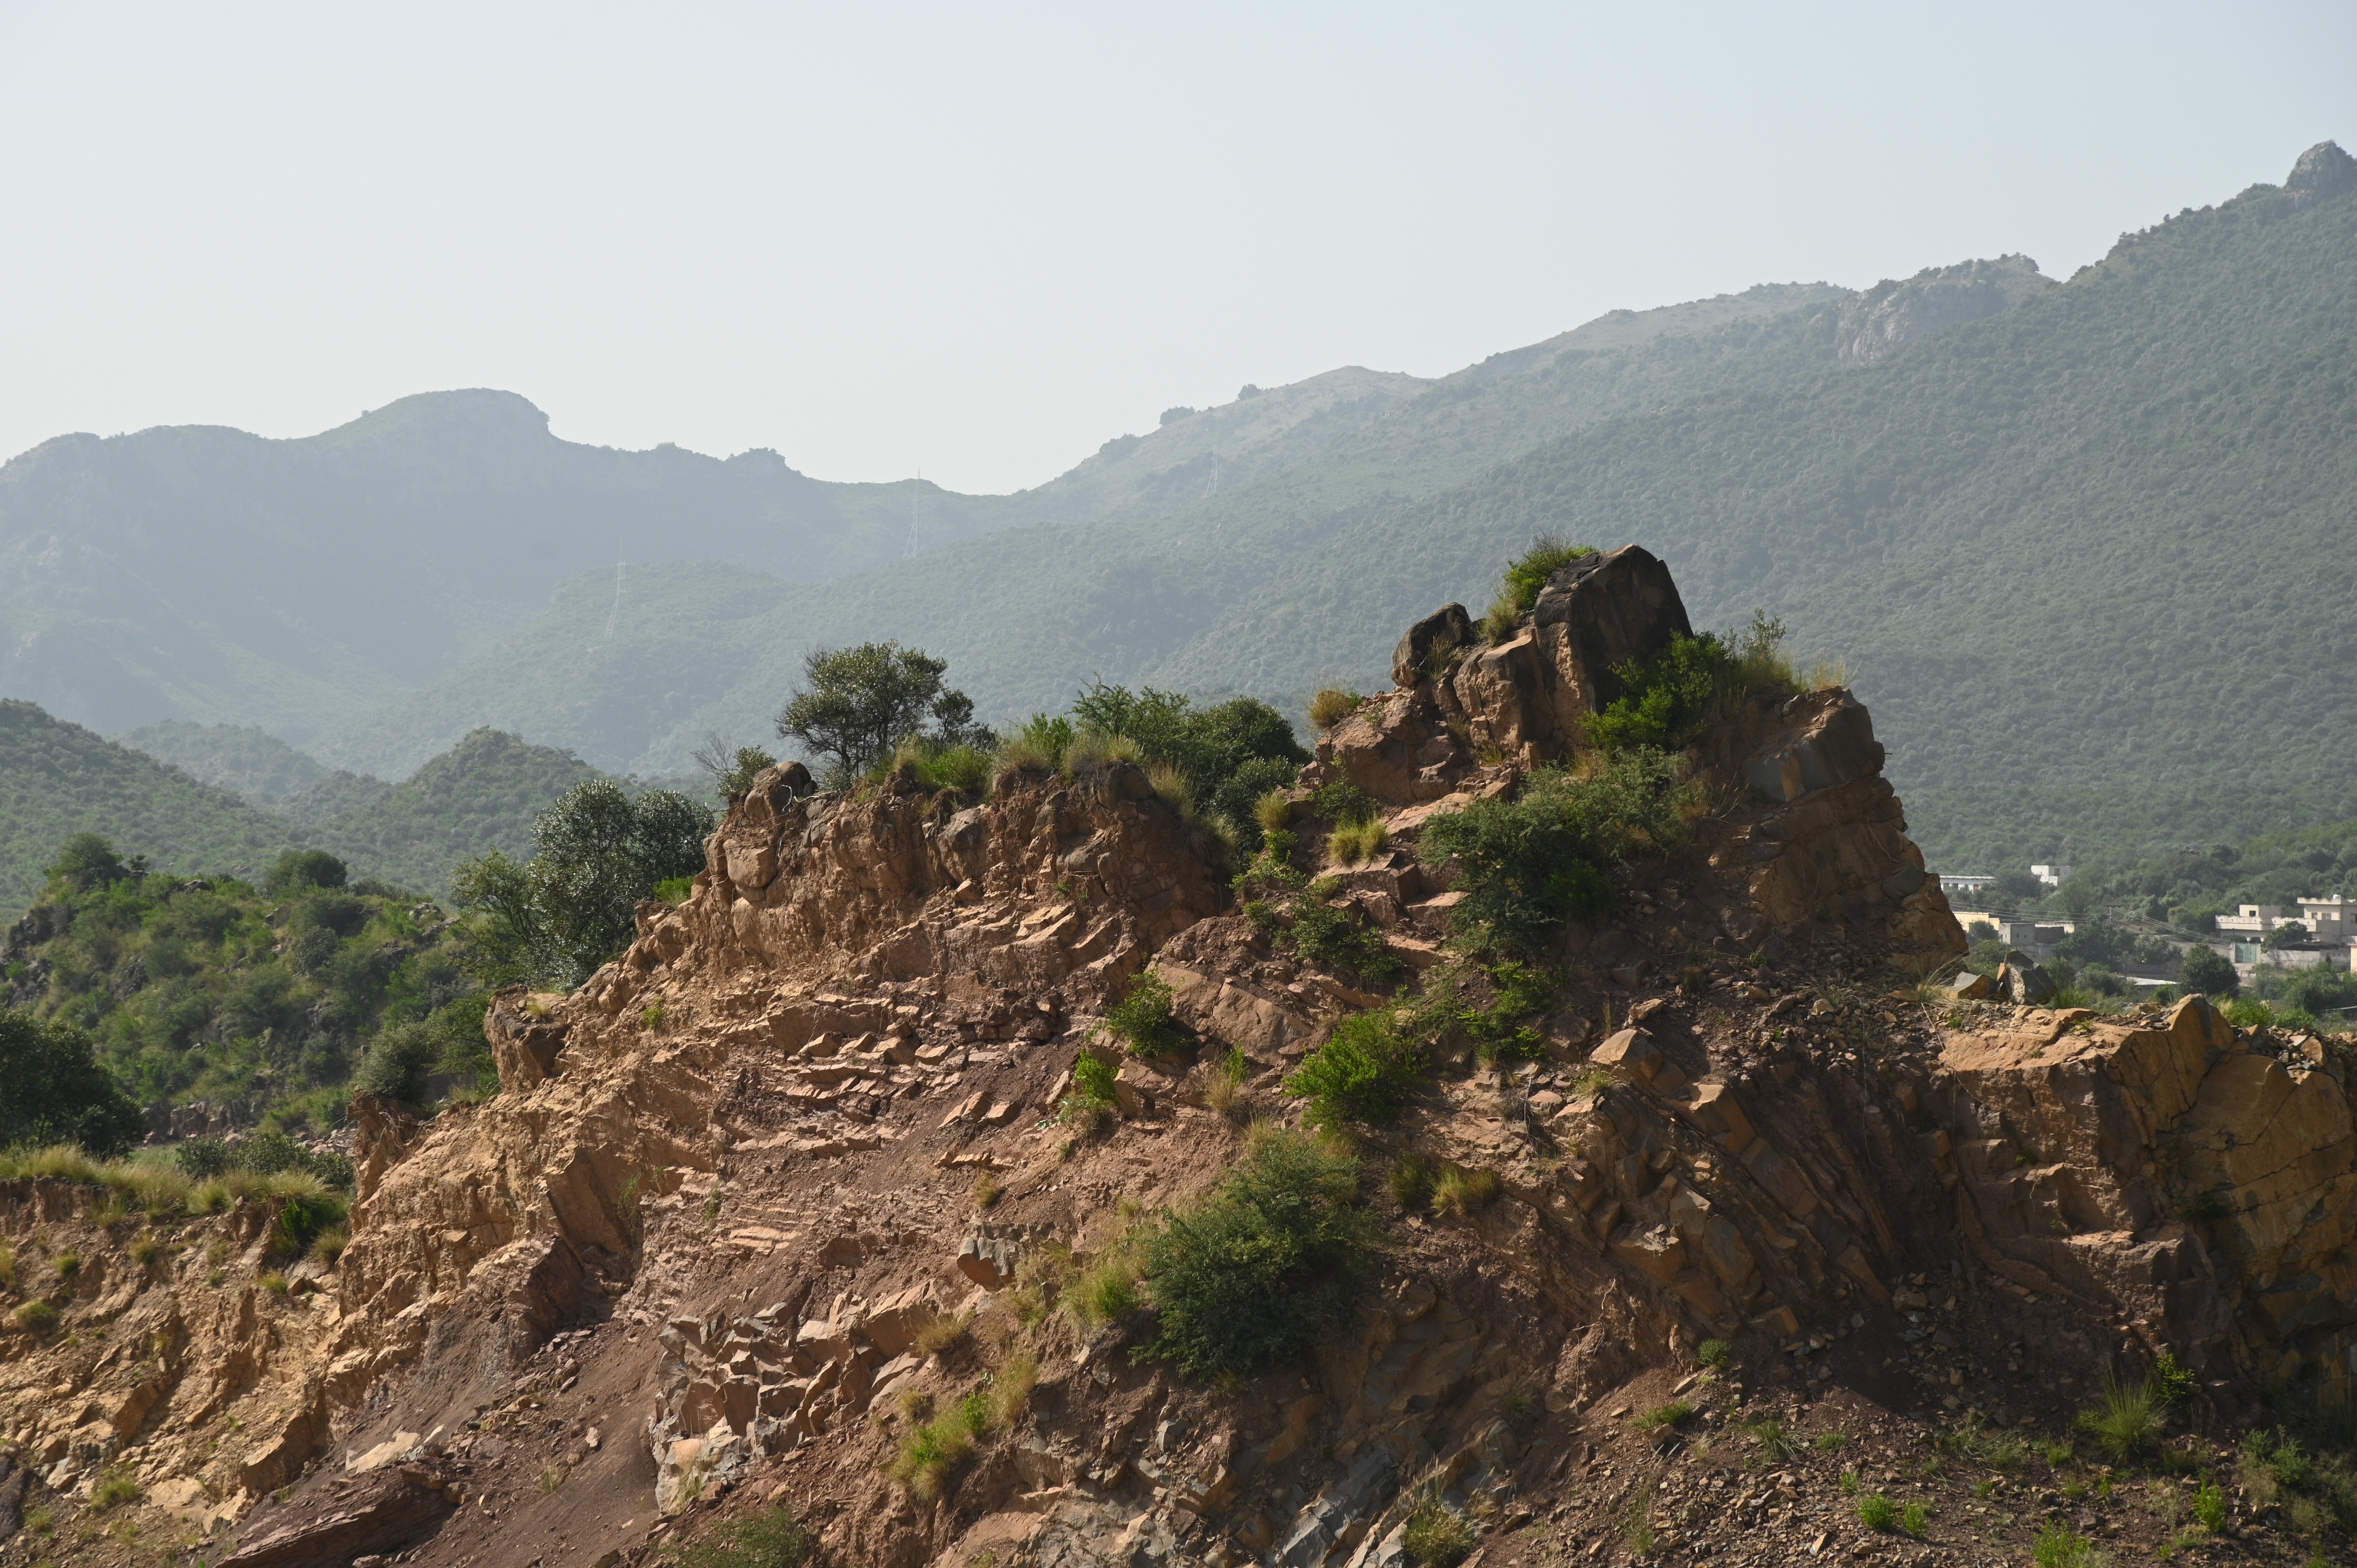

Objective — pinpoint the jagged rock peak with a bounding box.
[1834,253,2053,365]
[2286,138,2356,210]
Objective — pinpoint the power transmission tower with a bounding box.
[904,470,922,560]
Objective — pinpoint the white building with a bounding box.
[2032,863,2073,888]
[1938,872,1995,896]
[2216,897,2353,941]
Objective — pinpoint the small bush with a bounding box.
[1062,728,1146,774]
[1067,1233,1145,1330]
[1400,1488,1475,1568]
[1585,631,1753,755]
[1327,819,1388,865]
[51,1251,80,1280]
[128,1230,161,1267]
[996,713,1074,776]
[1634,1400,1693,1432]
[1482,535,1595,641]
[1062,1054,1120,1132]
[1312,780,1377,827]
[267,1190,348,1259]
[1697,1338,1731,1370]
[2191,1479,2226,1532]
[1417,752,1689,953]
[260,1270,290,1294]
[1429,1166,1499,1217]
[1138,1127,1379,1379]
[11,1299,59,1333]
[1287,1010,1427,1128]
[1103,970,1185,1056]
[2149,1351,2194,1407]
[1309,690,1361,730]
[970,1172,1001,1210]
[1254,789,1295,834]
[654,876,694,906]
[1290,894,1402,978]
[668,1504,813,1568]
[1856,1493,1897,1532]
[0,1239,12,1288]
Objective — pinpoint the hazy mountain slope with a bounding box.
[0,390,1028,742]
[0,701,299,911]
[323,283,1876,777]
[116,720,334,802]
[1148,149,2357,869]
[5,704,611,917]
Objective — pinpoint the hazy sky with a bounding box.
[1,3,2348,494]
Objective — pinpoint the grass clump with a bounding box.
[1253,790,1295,835]
[2032,1524,2100,1568]
[1101,969,1185,1057]
[1855,1492,1896,1531]
[1417,751,1691,954]
[1203,1049,1252,1124]
[2191,1478,2227,1533]
[1400,1487,1476,1568]
[1634,1400,1693,1433]
[1287,1010,1427,1128]
[888,1392,989,1500]
[1429,1165,1499,1217]
[1744,1418,1797,1461]
[0,1239,11,1288]
[1309,690,1362,730]
[1327,819,1388,866]
[537,1464,566,1494]
[1388,1153,1437,1211]
[2077,1372,2163,1460]
[912,1307,972,1359]
[11,1300,60,1334]
[1481,535,1595,642]
[309,1225,348,1266]
[51,1251,80,1280]
[970,1172,1001,1211]
[1137,1126,1379,1379]
[668,1504,813,1568]
[127,1230,161,1267]
[90,1471,140,1509]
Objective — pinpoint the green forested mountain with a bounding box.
[331,145,2356,875]
[0,703,604,916]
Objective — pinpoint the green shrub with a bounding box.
[267,1190,349,1259]
[1856,1492,1897,1532]
[90,1470,140,1509]
[996,713,1074,775]
[1254,789,1295,834]
[1287,1010,1427,1128]
[1062,1054,1119,1131]
[1459,959,1556,1062]
[2191,1479,2226,1532]
[888,1390,989,1500]
[51,1251,80,1279]
[2179,946,2239,999]
[1900,1499,1930,1536]
[654,876,694,906]
[1312,780,1378,827]
[2149,1351,2194,1407]
[1481,535,1595,642]
[12,1300,60,1333]
[264,849,348,895]
[1102,970,1185,1057]
[1417,752,1689,952]
[1585,632,1745,754]
[1697,1338,1731,1370]
[1289,893,1402,979]
[668,1504,813,1568]
[1139,1127,1379,1379]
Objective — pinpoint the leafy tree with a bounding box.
[48,833,130,893]
[265,849,348,894]
[2262,920,2309,949]
[0,1008,147,1155]
[1991,871,2044,904]
[776,643,981,786]
[1067,681,1306,843]
[2179,946,2240,999]
[453,781,711,986]
[691,734,779,803]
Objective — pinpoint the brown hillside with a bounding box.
[5,548,2354,1567]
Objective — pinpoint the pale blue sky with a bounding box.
[0,2,2348,493]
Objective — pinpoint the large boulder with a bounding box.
[1391,603,1474,689]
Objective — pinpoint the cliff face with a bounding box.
[6,547,2355,1568]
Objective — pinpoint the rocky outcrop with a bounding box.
[1834,254,2052,365]
[2285,139,2356,211]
